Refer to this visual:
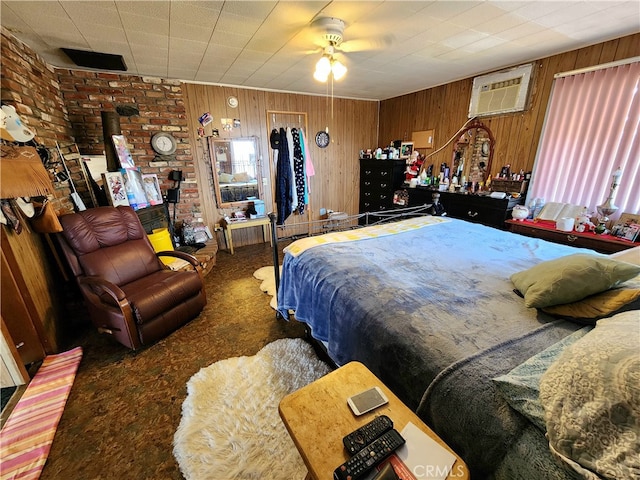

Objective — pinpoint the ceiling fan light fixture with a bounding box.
[314,55,331,82]
[331,60,347,81]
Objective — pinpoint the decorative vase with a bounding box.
[511,205,529,221]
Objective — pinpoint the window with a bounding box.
[528,60,639,221]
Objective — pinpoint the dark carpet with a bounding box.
[39,240,308,480]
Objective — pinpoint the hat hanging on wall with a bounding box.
[1,105,35,143]
[270,129,280,149]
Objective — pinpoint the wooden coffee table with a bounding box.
[278,361,469,480]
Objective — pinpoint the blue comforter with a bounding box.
[277,218,589,479]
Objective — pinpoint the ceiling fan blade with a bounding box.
[339,35,394,53]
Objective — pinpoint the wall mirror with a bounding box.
[451,121,494,187]
[209,136,262,207]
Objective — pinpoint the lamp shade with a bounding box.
[314,56,331,82]
[332,60,347,80]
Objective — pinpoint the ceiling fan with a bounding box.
[309,17,393,82]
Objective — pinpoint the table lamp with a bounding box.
[595,167,623,233]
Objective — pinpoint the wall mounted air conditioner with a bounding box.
[468,63,534,118]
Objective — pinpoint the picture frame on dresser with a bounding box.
[611,212,639,242]
[400,142,414,159]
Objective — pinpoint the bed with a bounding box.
[218,180,259,203]
[276,216,640,480]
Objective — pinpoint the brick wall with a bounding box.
[1,27,201,224]
[1,28,75,214]
[56,70,201,223]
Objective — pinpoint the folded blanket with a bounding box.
[284,215,451,256]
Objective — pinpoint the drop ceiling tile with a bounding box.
[442,30,490,50]
[474,11,529,34]
[451,3,516,29]
[223,0,278,18]
[208,30,252,49]
[169,37,208,55]
[168,2,222,28]
[217,11,263,36]
[77,24,127,43]
[167,67,199,79]
[120,12,169,35]
[511,1,568,21]
[114,1,169,19]
[419,1,479,21]
[64,3,122,28]
[170,23,215,43]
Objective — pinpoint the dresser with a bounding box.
[407,188,522,229]
[359,159,406,223]
[506,219,638,254]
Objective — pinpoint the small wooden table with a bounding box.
[220,216,272,254]
[278,361,469,480]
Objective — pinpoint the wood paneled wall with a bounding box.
[379,33,640,181]
[182,83,378,246]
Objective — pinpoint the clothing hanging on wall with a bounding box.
[275,127,293,225]
[286,127,298,212]
[272,125,314,224]
[292,128,306,214]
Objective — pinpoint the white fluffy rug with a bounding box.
[253,265,280,310]
[173,338,331,480]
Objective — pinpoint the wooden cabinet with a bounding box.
[1,225,60,368]
[506,219,638,254]
[407,188,521,229]
[359,159,406,223]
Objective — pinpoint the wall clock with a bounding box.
[151,132,177,155]
[227,96,238,108]
[315,130,330,148]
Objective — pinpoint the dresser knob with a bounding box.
[467,211,478,218]
[567,235,578,242]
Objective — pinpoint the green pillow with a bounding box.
[510,253,640,308]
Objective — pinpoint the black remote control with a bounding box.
[333,429,406,480]
[343,415,394,455]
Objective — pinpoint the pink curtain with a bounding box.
[528,61,639,221]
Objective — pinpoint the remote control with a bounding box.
[333,429,406,480]
[343,415,394,455]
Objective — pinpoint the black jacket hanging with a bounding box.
[275,127,293,225]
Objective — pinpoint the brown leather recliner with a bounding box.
[56,206,207,350]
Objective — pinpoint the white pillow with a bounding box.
[610,245,640,265]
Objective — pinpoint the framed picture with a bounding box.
[611,212,639,241]
[101,172,130,207]
[121,168,149,210]
[112,134,136,170]
[400,142,414,159]
[142,173,163,205]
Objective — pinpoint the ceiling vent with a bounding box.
[61,48,127,71]
[468,63,534,118]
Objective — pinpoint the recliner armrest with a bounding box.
[80,276,127,303]
[156,250,200,266]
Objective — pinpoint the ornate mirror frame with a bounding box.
[209,136,262,208]
[452,120,494,187]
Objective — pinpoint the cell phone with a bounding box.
[347,386,389,416]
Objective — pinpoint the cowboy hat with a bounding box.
[1,105,35,143]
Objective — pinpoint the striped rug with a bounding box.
[0,347,83,480]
